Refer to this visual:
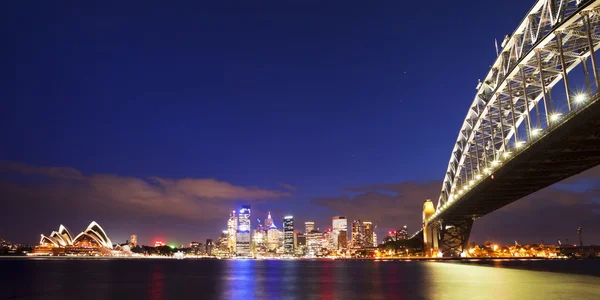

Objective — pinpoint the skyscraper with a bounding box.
[305,221,315,234]
[264,211,273,229]
[338,230,348,250]
[227,210,237,253]
[332,216,347,250]
[236,205,251,256]
[372,232,378,247]
[206,239,214,256]
[307,229,321,256]
[129,234,137,247]
[351,219,363,248]
[267,223,279,250]
[283,216,294,254]
[363,221,373,248]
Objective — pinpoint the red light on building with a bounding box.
[155,241,164,247]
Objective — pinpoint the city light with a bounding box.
[574,93,587,103]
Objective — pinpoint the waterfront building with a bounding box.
[363,221,373,248]
[35,222,116,256]
[227,210,237,253]
[332,216,347,250]
[307,229,321,256]
[267,223,279,250]
[206,239,214,256]
[283,216,294,254]
[190,241,202,255]
[305,221,315,234]
[236,206,251,256]
[338,230,348,250]
[351,220,363,248]
[372,232,378,247]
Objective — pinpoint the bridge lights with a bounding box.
[516,141,526,148]
[491,160,500,167]
[574,94,587,104]
[550,113,562,122]
[531,128,542,137]
[484,168,491,174]
[503,152,511,158]
[476,174,482,180]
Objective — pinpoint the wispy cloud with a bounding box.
[280,183,297,191]
[0,161,292,220]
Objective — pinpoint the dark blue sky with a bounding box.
[3,0,599,246]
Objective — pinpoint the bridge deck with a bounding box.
[433,94,600,223]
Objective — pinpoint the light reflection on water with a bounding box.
[1,259,599,300]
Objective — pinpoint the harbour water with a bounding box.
[1,258,599,300]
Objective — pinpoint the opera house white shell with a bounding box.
[39,221,113,249]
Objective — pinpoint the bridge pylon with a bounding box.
[422,199,439,256]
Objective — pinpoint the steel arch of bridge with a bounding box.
[436,0,600,217]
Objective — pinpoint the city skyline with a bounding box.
[2,0,600,247]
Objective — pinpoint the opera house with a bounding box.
[33,221,125,256]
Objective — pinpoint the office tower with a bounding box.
[324,229,336,250]
[363,221,373,248]
[338,230,348,250]
[190,241,202,255]
[206,239,214,256]
[264,211,274,229]
[372,232,378,247]
[332,216,347,250]
[219,230,228,252]
[236,206,251,256]
[351,220,363,248]
[307,229,321,256]
[129,234,137,247]
[305,221,315,234]
[398,225,408,240]
[267,223,279,250]
[283,216,294,254]
[227,210,238,253]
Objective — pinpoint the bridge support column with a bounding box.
[423,221,440,256]
[439,218,473,257]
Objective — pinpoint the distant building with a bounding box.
[283,216,294,254]
[338,230,348,250]
[332,216,347,250]
[236,206,251,256]
[363,221,373,248]
[267,223,279,251]
[351,220,363,248]
[264,211,274,229]
[305,221,315,234]
[227,210,238,253]
[129,234,137,247]
[190,241,202,255]
[307,229,321,256]
[206,239,214,256]
[398,225,408,240]
[372,232,378,247]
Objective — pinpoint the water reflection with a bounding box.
[148,263,165,300]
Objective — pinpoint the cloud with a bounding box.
[280,183,298,191]
[0,161,292,221]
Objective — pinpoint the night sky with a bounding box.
[3,0,599,246]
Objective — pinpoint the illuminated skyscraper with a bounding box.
[338,230,348,250]
[332,216,347,250]
[264,211,274,229]
[351,220,363,248]
[363,221,373,248]
[236,205,251,256]
[307,229,321,256]
[267,223,279,250]
[227,210,237,253]
[372,232,378,247]
[305,221,315,234]
[129,234,137,247]
[206,239,214,256]
[283,216,294,254]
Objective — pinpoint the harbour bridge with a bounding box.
[414,0,600,257]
